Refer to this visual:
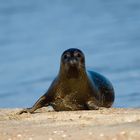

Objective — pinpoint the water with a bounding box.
[0,0,140,108]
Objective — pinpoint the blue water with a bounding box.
[0,0,140,108]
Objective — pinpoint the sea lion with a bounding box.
[19,48,115,114]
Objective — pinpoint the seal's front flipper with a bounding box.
[18,108,34,114]
[18,95,49,114]
[86,101,99,110]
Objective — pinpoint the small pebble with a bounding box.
[17,134,22,137]
[100,133,104,137]
[88,132,92,135]
[53,131,57,134]
[53,130,64,134]
[128,119,132,122]
[120,131,126,135]
[62,134,67,138]
[112,137,117,140]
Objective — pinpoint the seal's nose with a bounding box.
[69,58,77,66]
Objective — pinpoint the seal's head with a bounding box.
[60,48,86,78]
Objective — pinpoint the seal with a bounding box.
[19,48,115,114]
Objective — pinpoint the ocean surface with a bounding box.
[0,0,140,108]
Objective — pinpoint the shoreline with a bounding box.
[0,108,140,140]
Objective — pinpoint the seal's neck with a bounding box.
[58,66,88,80]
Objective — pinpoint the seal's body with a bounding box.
[19,48,115,114]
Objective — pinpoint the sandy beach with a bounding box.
[0,108,140,140]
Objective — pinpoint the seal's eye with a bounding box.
[63,54,70,60]
[63,54,67,59]
[75,52,82,58]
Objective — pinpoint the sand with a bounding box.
[0,108,140,140]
